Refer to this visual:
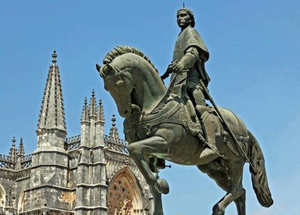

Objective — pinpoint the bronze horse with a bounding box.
[97,46,273,215]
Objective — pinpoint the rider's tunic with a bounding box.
[171,26,210,104]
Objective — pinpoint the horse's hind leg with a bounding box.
[211,160,245,215]
[234,189,246,215]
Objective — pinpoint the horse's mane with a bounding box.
[103,46,159,73]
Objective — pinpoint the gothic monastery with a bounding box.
[0,51,152,215]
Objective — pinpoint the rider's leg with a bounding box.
[199,114,219,163]
[190,86,219,163]
[190,85,206,107]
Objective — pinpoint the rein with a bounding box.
[124,72,191,136]
[150,72,183,115]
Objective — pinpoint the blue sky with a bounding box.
[1,0,300,214]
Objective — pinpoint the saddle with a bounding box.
[124,93,204,140]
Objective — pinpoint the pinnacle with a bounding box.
[9,137,17,160]
[37,51,67,133]
[97,99,105,122]
[89,89,97,117]
[18,137,25,156]
[81,97,90,122]
[109,115,119,144]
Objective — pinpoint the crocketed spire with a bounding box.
[37,51,66,132]
[97,99,105,122]
[89,89,97,117]
[18,137,25,157]
[9,137,18,161]
[109,115,120,144]
[81,97,89,122]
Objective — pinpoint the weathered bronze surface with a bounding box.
[97,8,273,215]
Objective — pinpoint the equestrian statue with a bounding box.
[96,7,273,215]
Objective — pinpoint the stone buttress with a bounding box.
[75,91,107,215]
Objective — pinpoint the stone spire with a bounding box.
[18,137,25,157]
[97,99,105,122]
[81,97,89,122]
[89,89,97,117]
[9,137,17,161]
[37,51,66,133]
[109,115,120,144]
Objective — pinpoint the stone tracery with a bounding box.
[107,168,144,215]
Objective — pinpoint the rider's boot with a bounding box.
[196,106,220,164]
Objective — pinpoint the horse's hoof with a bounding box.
[154,178,169,194]
[212,204,225,215]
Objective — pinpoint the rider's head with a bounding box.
[177,8,195,29]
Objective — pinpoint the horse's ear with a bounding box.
[96,64,101,72]
[106,64,115,72]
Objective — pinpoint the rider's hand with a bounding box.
[167,60,177,72]
[171,61,184,74]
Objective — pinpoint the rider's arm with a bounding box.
[178,46,199,70]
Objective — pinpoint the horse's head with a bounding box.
[97,46,166,118]
[97,63,136,118]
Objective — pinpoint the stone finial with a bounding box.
[112,115,116,127]
[81,97,90,122]
[12,136,16,147]
[37,51,67,134]
[52,50,57,65]
[109,115,120,144]
[9,137,17,161]
[89,89,97,117]
[18,137,25,157]
[97,99,105,122]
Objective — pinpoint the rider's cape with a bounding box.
[172,26,210,87]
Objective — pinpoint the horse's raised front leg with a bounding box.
[212,160,245,215]
[128,136,169,215]
[128,136,168,184]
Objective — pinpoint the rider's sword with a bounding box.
[199,80,255,169]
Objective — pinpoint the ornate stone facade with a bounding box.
[0,52,152,215]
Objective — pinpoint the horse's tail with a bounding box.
[248,130,273,207]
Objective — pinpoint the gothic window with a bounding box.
[107,169,143,215]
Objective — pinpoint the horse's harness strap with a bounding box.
[123,101,184,136]
[140,103,185,135]
[222,130,250,157]
[150,73,182,115]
